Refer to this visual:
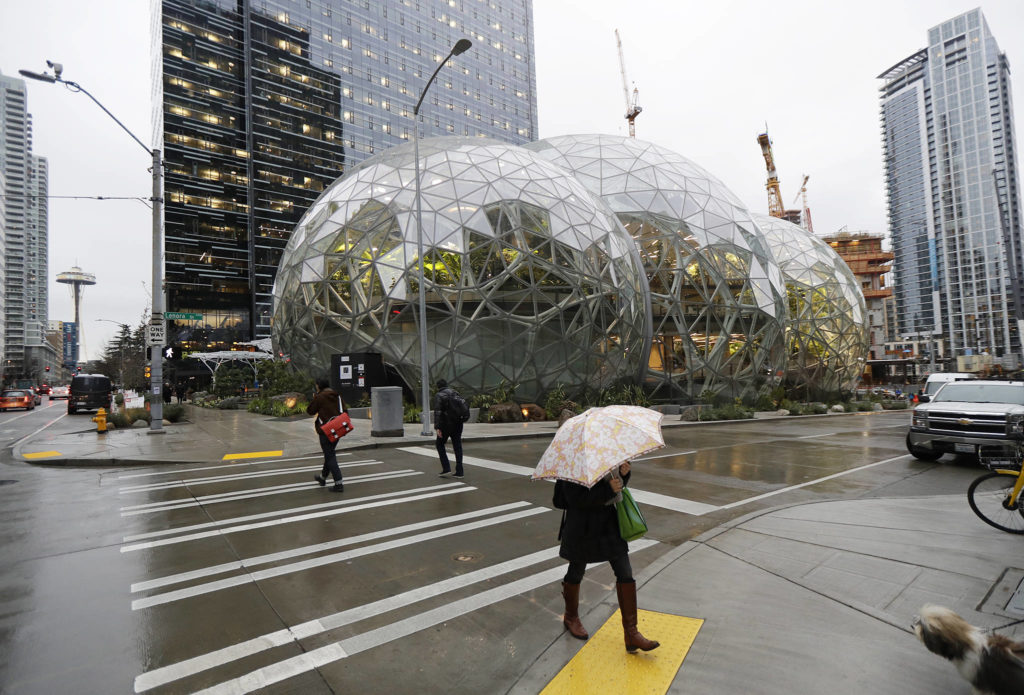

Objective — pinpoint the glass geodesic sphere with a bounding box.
[525,135,788,401]
[271,137,650,403]
[753,214,868,396]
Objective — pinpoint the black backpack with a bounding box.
[446,390,471,423]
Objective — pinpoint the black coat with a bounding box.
[553,470,631,563]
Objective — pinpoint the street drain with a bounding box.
[0,480,18,486]
[453,552,482,563]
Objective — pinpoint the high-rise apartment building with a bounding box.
[879,9,1023,367]
[0,70,51,384]
[156,0,538,351]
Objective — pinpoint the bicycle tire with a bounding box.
[967,470,1024,534]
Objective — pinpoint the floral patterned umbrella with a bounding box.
[532,405,665,488]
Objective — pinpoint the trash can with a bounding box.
[370,386,404,437]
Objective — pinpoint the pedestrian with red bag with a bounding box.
[307,377,347,492]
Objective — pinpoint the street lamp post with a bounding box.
[412,39,471,437]
[20,63,164,432]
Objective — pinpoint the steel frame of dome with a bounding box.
[271,137,651,404]
[525,135,789,401]
[754,214,869,397]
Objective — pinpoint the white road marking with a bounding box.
[398,446,536,475]
[121,482,465,544]
[11,411,67,450]
[401,446,719,515]
[119,470,415,516]
[118,459,381,494]
[717,454,912,510]
[134,544,564,692]
[121,484,473,553]
[187,540,658,695]
[116,454,328,480]
[131,502,534,593]
[131,506,547,610]
[797,432,838,439]
[634,450,696,460]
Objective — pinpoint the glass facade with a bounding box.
[525,135,788,401]
[879,9,1023,363]
[755,215,868,396]
[156,0,537,352]
[272,137,650,402]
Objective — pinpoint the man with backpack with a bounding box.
[432,379,469,478]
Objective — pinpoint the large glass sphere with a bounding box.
[753,214,868,396]
[525,135,788,401]
[271,137,651,403]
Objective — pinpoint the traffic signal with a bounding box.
[144,365,151,379]
[45,366,50,372]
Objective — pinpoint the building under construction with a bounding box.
[820,229,897,381]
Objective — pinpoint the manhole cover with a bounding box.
[0,480,18,486]
[452,551,482,563]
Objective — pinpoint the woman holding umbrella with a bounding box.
[536,405,662,652]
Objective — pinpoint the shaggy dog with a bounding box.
[912,604,1024,695]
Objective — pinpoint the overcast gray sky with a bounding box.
[2,1,1023,360]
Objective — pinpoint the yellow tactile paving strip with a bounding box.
[542,610,703,695]
[222,450,283,461]
[23,451,61,459]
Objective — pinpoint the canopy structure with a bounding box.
[190,349,275,377]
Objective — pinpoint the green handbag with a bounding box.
[616,488,648,541]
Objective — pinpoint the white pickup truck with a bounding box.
[906,380,1024,461]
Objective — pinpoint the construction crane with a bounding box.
[791,174,813,233]
[615,29,642,137]
[757,129,802,225]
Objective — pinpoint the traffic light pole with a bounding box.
[149,148,164,432]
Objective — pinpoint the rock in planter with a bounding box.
[872,402,884,411]
[680,405,702,421]
[828,404,845,413]
[520,403,545,421]
[489,402,525,423]
[558,409,577,427]
[131,419,149,428]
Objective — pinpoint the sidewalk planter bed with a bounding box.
[347,407,371,420]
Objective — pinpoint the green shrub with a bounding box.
[213,364,249,397]
[404,402,422,424]
[108,411,131,428]
[115,393,125,406]
[255,360,314,397]
[216,397,240,410]
[882,400,908,410]
[126,407,151,424]
[754,393,776,411]
[248,397,272,414]
[163,404,185,422]
[710,403,753,420]
[597,383,651,407]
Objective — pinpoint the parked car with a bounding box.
[0,389,35,411]
[68,374,113,414]
[906,380,1024,461]
[50,385,70,400]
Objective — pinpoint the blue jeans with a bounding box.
[435,423,464,475]
[318,430,343,483]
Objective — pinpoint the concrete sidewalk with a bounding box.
[511,494,1024,694]
[15,405,1024,693]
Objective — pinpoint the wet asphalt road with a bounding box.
[0,409,987,694]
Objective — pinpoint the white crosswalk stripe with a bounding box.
[117,458,381,493]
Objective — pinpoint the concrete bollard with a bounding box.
[370,386,404,437]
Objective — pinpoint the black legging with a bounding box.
[564,554,633,584]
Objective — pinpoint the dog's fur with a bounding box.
[912,604,1024,695]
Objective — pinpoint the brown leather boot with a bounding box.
[616,581,659,652]
[561,582,589,640]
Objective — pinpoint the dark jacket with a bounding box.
[553,470,632,563]
[431,386,462,432]
[306,387,345,433]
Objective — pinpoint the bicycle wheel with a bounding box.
[967,471,1024,534]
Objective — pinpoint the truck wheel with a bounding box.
[68,405,76,415]
[906,433,942,461]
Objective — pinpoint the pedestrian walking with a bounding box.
[553,462,659,652]
[431,379,466,478]
[306,377,346,492]
[162,382,172,405]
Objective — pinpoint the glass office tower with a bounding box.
[155,0,537,350]
[879,9,1023,366]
